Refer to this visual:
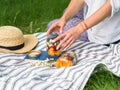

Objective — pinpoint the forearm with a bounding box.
[61,0,84,22]
[77,0,112,32]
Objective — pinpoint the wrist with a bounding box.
[60,15,69,23]
[80,21,88,30]
[75,21,88,33]
[59,17,67,27]
[75,24,84,34]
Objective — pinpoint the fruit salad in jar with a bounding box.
[55,51,77,68]
[47,33,61,56]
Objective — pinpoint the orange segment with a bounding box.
[56,57,73,68]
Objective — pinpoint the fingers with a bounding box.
[59,25,64,34]
[62,37,73,50]
[46,24,56,37]
[54,34,65,49]
[54,33,73,50]
[63,39,74,50]
[46,20,65,38]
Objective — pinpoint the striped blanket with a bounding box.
[0,32,120,90]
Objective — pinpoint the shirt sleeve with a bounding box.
[110,0,120,16]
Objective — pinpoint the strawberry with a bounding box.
[51,45,56,50]
[66,54,73,61]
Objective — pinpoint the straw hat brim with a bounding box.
[0,35,38,54]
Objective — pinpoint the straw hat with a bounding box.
[0,26,38,53]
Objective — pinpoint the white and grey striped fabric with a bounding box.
[0,32,120,90]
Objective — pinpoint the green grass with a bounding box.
[84,65,120,90]
[0,0,69,34]
[0,0,120,90]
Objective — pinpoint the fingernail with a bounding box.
[60,30,62,34]
[56,46,59,50]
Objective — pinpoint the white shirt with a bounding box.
[84,0,120,44]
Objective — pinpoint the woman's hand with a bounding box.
[54,23,84,50]
[46,18,66,37]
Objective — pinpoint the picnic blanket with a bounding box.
[0,32,120,90]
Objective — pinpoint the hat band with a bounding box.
[0,43,24,50]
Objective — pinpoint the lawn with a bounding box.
[0,0,68,33]
[0,0,120,90]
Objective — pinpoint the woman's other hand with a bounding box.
[46,18,66,37]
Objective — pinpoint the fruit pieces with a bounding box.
[47,33,61,56]
[56,57,73,68]
[47,47,61,56]
[55,51,77,68]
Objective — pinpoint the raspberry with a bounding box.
[51,45,56,50]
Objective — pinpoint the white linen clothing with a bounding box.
[84,0,120,44]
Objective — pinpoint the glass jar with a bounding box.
[47,33,61,56]
[55,51,77,68]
